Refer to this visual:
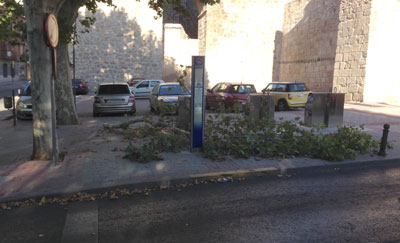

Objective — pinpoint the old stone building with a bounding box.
[74,0,400,104]
[197,0,400,104]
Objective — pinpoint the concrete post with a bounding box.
[248,94,275,122]
[177,96,191,131]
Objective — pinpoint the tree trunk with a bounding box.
[54,0,80,125]
[23,0,59,160]
[55,43,79,125]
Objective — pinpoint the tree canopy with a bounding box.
[1,0,220,46]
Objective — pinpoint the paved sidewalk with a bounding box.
[0,98,399,202]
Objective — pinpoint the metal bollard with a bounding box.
[378,124,390,156]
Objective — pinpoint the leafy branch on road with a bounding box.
[109,113,382,163]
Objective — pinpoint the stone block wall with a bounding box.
[198,8,207,57]
[278,0,341,92]
[332,0,372,102]
[72,0,163,86]
[198,0,291,92]
[363,0,400,104]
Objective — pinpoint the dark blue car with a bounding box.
[72,79,89,95]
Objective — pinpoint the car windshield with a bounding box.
[231,85,256,93]
[72,79,83,84]
[23,83,31,96]
[98,85,130,95]
[159,85,188,96]
[289,83,308,92]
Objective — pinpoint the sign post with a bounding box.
[11,61,16,126]
[191,56,205,151]
[44,13,59,164]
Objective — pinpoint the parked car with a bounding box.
[127,77,144,87]
[93,83,136,117]
[205,82,257,110]
[16,81,32,119]
[131,80,165,98]
[72,78,89,95]
[149,82,190,113]
[262,82,311,111]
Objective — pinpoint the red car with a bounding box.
[205,82,257,110]
[127,78,144,87]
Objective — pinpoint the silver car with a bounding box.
[149,82,190,113]
[16,81,33,119]
[93,83,136,117]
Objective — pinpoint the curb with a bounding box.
[191,167,279,179]
[284,157,400,176]
[1,157,399,204]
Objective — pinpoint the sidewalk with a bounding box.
[1,98,400,202]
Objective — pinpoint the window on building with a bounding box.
[3,64,8,77]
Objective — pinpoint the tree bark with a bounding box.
[23,0,60,160]
[55,44,79,125]
[54,0,80,125]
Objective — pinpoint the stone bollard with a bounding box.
[177,96,191,131]
[378,124,390,156]
[247,94,275,122]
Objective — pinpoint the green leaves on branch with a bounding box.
[0,0,25,45]
[122,116,189,162]
[203,115,381,161]
[120,112,383,163]
[148,0,220,19]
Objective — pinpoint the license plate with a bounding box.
[297,94,304,98]
[105,99,124,103]
[241,101,247,105]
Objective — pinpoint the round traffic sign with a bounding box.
[45,13,59,48]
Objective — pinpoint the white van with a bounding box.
[131,80,165,98]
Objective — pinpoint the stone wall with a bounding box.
[363,0,400,105]
[198,6,207,57]
[332,0,372,102]
[278,0,341,92]
[199,0,291,91]
[73,0,163,86]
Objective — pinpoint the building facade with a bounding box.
[197,0,400,104]
[74,0,400,104]
[0,42,28,81]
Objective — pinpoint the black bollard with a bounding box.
[378,124,390,156]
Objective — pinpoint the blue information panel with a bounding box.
[191,56,205,149]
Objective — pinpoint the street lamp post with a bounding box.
[72,19,76,108]
[11,61,16,126]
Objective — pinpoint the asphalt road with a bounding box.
[1,162,400,243]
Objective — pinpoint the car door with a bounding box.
[149,81,160,95]
[206,83,220,109]
[214,83,228,109]
[288,83,310,105]
[134,81,150,97]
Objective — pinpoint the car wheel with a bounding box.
[131,107,136,116]
[277,99,288,111]
[93,110,99,117]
